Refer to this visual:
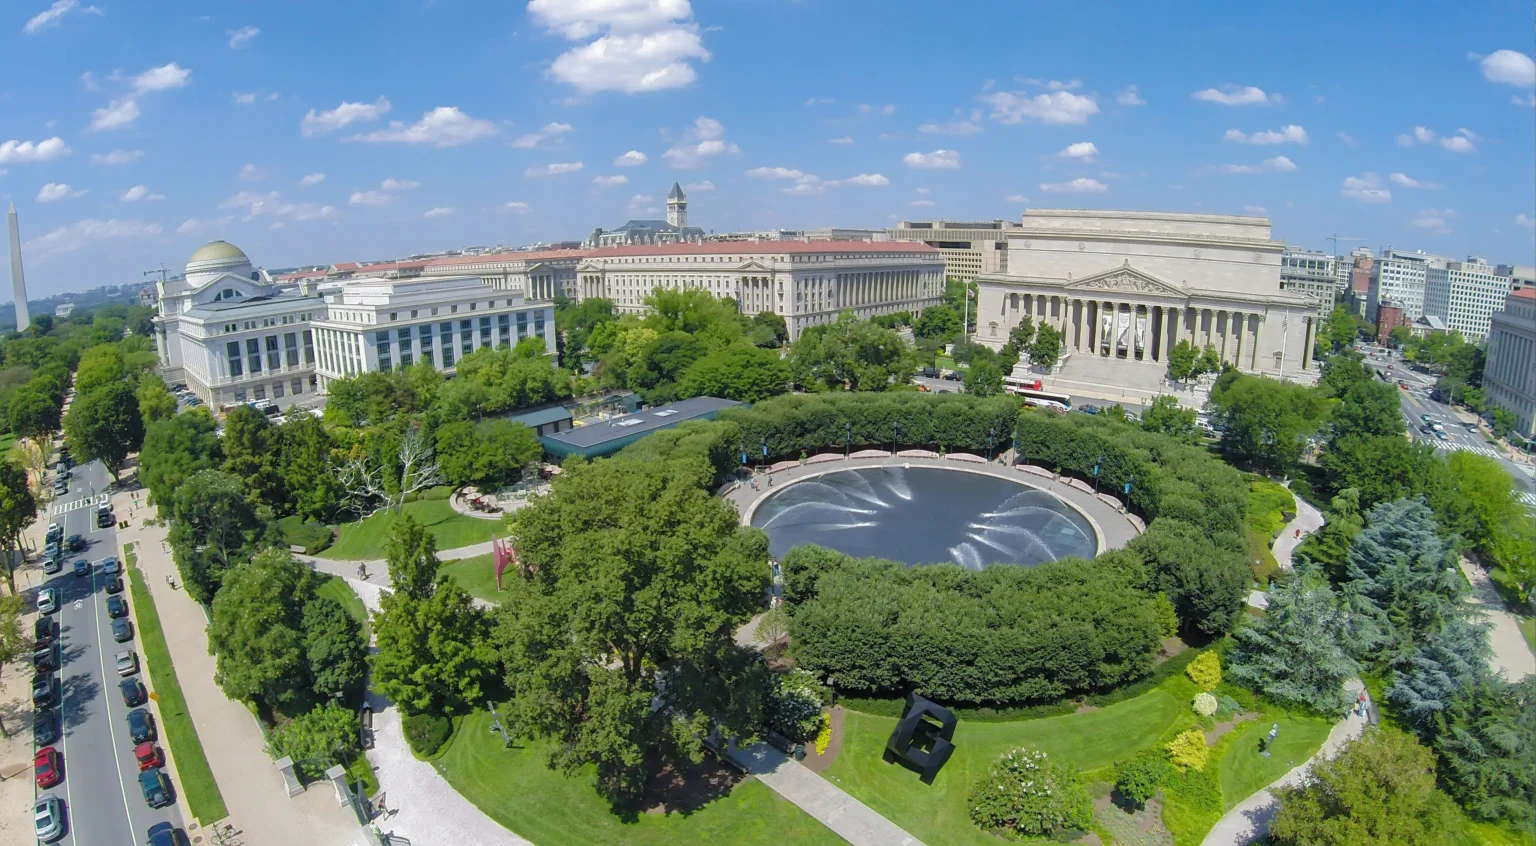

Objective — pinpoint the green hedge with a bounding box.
[278,515,333,554]
[720,392,1019,463]
[402,711,454,758]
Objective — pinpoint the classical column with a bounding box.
[1151,306,1162,362]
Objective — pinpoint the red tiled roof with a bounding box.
[1511,286,1535,299]
[582,240,938,258]
[276,269,327,281]
[423,248,589,269]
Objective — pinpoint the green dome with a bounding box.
[188,240,248,264]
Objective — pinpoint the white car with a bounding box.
[36,588,59,615]
[34,795,64,842]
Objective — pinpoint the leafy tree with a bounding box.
[1328,379,1405,439]
[679,343,790,403]
[136,375,178,426]
[63,382,145,478]
[1207,372,1326,474]
[1489,407,1516,439]
[1129,518,1248,637]
[1445,451,1521,559]
[302,596,368,701]
[913,305,962,343]
[1115,749,1171,808]
[745,311,788,348]
[208,548,316,715]
[1317,349,1372,399]
[138,410,221,514]
[1345,498,1465,666]
[1294,488,1364,580]
[964,360,1004,397]
[627,330,709,403]
[73,345,126,396]
[1320,434,1447,511]
[8,386,60,441]
[1141,395,1200,444]
[1166,339,1198,383]
[1027,324,1063,369]
[223,406,286,512]
[1196,343,1221,377]
[497,455,769,802]
[1489,516,1536,603]
[372,577,496,716]
[385,514,440,601]
[1386,615,1491,735]
[278,414,343,523]
[1228,566,1367,715]
[787,313,915,392]
[1324,305,1360,353]
[1269,727,1462,846]
[168,470,267,603]
[1432,676,1536,829]
[1388,324,1412,348]
[266,702,360,779]
[1003,317,1036,359]
[0,460,36,595]
[642,288,745,346]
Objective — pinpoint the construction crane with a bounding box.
[1326,234,1364,257]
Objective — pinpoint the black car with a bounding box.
[139,768,174,809]
[112,617,134,642]
[73,559,90,578]
[32,643,60,673]
[31,674,57,708]
[33,709,59,746]
[105,575,124,594]
[146,822,191,846]
[127,708,156,743]
[107,595,129,618]
[33,616,55,647]
[97,509,114,529]
[121,678,147,707]
[66,534,84,552]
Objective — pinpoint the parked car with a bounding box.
[32,643,60,673]
[107,595,129,618]
[127,708,156,743]
[43,541,60,560]
[34,746,62,788]
[33,795,65,843]
[66,534,84,552]
[31,674,57,708]
[116,650,139,677]
[139,768,174,809]
[146,822,191,846]
[52,480,68,496]
[135,742,164,772]
[37,588,59,615]
[33,616,55,647]
[105,574,124,594]
[113,617,134,642]
[97,507,114,529]
[73,559,90,578]
[121,678,147,707]
[1436,430,1450,441]
[43,554,63,574]
[34,709,59,745]
[102,556,121,576]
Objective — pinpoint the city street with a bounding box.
[41,458,184,846]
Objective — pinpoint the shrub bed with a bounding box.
[402,711,454,758]
[722,392,1019,461]
[968,746,1093,839]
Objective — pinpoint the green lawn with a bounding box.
[435,710,844,846]
[439,554,505,604]
[1215,713,1332,808]
[0,431,18,455]
[125,543,230,824]
[823,680,1195,846]
[318,496,502,560]
[315,573,369,636]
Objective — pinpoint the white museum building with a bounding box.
[975,210,1319,394]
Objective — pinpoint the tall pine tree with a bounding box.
[1227,565,1370,715]
[1386,615,1491,736]
[1343,498,1465,666]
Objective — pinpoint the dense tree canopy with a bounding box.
[787,313,915,392]
[168,469,268,603]
[138,409,222,512]
[63,380,145,477]
[1228,566,1368,715]
[1207,371,1327,474]
[208,548,316,715]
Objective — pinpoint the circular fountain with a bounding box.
[748,466,1098,569]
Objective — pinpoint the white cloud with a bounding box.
[1046,79,1081,91]
[1216,156,1297,174]
[90,149,141,166]
[80,71,99,91]
[902,149,961,169]
[1222,124,1308,145]
[227,26,260,49]
[747,166,821,194]
[1440,134,1475,153]
[511,122,574,149]
[1039,177,1108,194]
[1057,141,1098,161]
[842,173,889,186]
[1336,131,1359,148]
[529,0,710,95]
[176,217,232,236]
[1515,213,1534,228]
[24,218,161,262]
[524,161,584,177]
[1243,205,1267,215]
[505,201,531,213]
[23,1,100,35]
[1514,93,1536,107]
[132,63,191,94]
[1005,194,1030,203]
[232,91,257,105]
[1116,85,1145,106]
[805,97,834,106]
[614,150,648,167]
[301,97,391,136]
[682,180,714,191]
[881,104,897,116]
[1389,172,1442,190]
[1480,49,1535,87]
[918,110,983,136]
[593,174,629,187]
[909,199,935,207]
[1341,173,1391,203]
[1397,125,1477,152]
[983,90,1099,125]
[1191,85,1277,105]
[380,177,420,191]
[237,163,265,182]
[219,190,337,223]
[0,137,71,164]
[661,116,739,168]
[36,183,86,202]
[915,187,930,195]
[1409,208,1457,234]
[120,185,164,201]
[1415,125,1435,142]
[298,172,325,187]
[89,98,140,131]
[828,136,854,145]
[349,106,498,147]
[424,207,454,218]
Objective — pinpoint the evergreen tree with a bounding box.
[1432,676,1536,830]
[1227,565,1369,715]
[1386,615,1491,736]
[1344,498,1466,667]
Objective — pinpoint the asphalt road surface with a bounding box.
[40,458,184,845]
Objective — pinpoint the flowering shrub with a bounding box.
[1115,749,1171,808]
[1166,730,1210,772]
[968,746,1092,838]
[1192,692,1218,717]
[1185,651,1221,690]
[764,669,828,743]
[814,719,832,755]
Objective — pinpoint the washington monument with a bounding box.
[7,203,29,332]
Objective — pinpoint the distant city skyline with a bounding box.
[1,0,1533,298]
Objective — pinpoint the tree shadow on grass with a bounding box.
[609,752,744,824]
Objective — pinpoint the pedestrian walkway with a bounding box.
[724,742,925,846]
[1457,558,1536,681]
[1270,492,1323,571]
[1435,441,1508,461]
[1201,679,1370,846]
[294,538,496,586]
[114,490,362,846]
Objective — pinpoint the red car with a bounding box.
[135,742,164,772]
[34,746,61,788]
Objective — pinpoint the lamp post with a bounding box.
[892,422,900,456]
[845,422,852,459]
[988,427,995,463]
[1123,474,1135,504]
[760,436,768,468]
[1092,456,1102,493]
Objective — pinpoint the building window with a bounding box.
[535,311,546,338]
[517,311,528,339]
[247,338,262,373]
[266,335,281,371]
[273,383,285,399]
[376,330,392,371]
[292,379,304,395]
[461,319,473,355]
[226,341,243,377]
[498,314,510,346]
[285,332,299,367]
[235,389,246,403]
[303,330,314,365]
[254,385,266,401]
[479,316,492,348]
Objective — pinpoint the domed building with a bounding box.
[154,240,324,412]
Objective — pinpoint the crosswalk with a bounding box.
[51,495,107,516]
[1521,493,1536,508]
[1432,441,1506,461]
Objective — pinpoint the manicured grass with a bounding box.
[315,573,368,637]
[435,710,844,845]
[824,679,1195,846]
[319,496,502,561]
[124,543,230,824]
[1215,713,1332,808]
[0,431,18,455]
[439,553,504,604]
[278,515,333,554]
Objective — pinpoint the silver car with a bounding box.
[34,794,65,842]
[116,650,140,677]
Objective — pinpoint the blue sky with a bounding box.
[2,0,1533,298]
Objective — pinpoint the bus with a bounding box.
[1004,377,1072,411]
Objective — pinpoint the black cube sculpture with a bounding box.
[883,692,957,784]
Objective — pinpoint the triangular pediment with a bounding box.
[1064,266,1187,297]
[576,260,605,272]
[735,260,774,272]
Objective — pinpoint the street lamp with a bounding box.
[1092,456,1103,493]
[1123,474,1135,503]
[760,436,768,467]
[892,422,900,456]
[845,422,852,459]
[988,427,995,463]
